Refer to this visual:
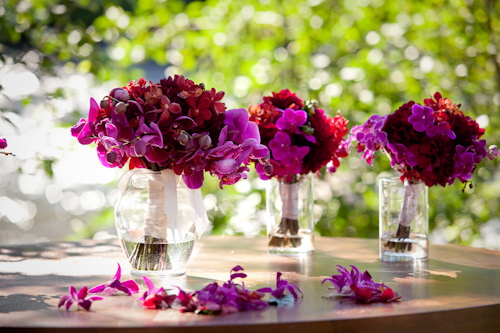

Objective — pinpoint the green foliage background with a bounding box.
[1,0,500,244]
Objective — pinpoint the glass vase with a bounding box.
[379,177,429,262]
[266,174,314,255]
[115,171,200,279]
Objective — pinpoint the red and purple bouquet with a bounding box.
[71,76,269,189]
[351,92,498,250]
[248,89,349,181]
[350,92,498,188]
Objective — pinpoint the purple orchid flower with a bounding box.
[322,265,378,296]
[487,145,499,160]
[276,108,307,132]
[138,276,177,310]
[257,272,302,300]
[269,131,292,161]
[255,159,288,180]
[349,114,388,165]
[71,98,100,145]
[89,263,139,296]
[137,122,164,148]
[0,138,7,149]
[96,134,128,168]
[229,265,247,280]
[58,286,103,311]
[282,145,310,174]
[387,142,418,168]
[453,145,476,182]
[174,265,269,315]
[275,108,316,142]
[170,116,196,137]
[224,108,261,144]
[322,265,400,303]
[472,138,487,163]
[425,122,456,140]
[408,104,435,132]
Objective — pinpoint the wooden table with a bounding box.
[1,236,500,332]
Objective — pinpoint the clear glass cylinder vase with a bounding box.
[379,177,429,262]
[115,171,196,279]
[266,174,314,255]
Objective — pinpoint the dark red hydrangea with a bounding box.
[262,89,303,111]
[297,109,349,175]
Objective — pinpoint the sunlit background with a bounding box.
[1,0,500,248]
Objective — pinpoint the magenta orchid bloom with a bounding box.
[138,276,176,310]
[269,132,292,161]
[453,146,476,182]
[169,116,196,137]
[137,122,164,148]
[322,265,400,303]
[387,142,418,168]
[487,145,499,160]
[0,138,7,149]
[58,286,103,311]
[425,122,456,140]
[282,146,310,174]
[89,263,139,296]
[174,265,268,315]
[408,104,435,132]
[276,108,307,132]
[223,108,261,144]
[257,272,302,301]
[349,114,388,165]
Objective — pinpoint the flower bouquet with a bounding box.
[249,89,349,253]
[71,76,268,276]
[351,92,498,259]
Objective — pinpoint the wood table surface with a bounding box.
[1,236,500,332]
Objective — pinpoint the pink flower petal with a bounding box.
[88,284,106,294]
[120,280,140,294]
[215,159,238,174]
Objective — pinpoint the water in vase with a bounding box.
[120,229,195,277]
[380,233,428,261]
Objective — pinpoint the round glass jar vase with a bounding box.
[266,174,314,255]
[379,177,429,262]
[115,171,196,279]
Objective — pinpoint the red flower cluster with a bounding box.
[301,108,349,174]
[249,89,349,180]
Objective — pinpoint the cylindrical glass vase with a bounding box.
[267,174,314,254]
[115,171,196,279]
[379,177,429,262]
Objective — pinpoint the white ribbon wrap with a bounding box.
[398,179,424,227]
[117,169,209,240]
[279,182,300,220]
